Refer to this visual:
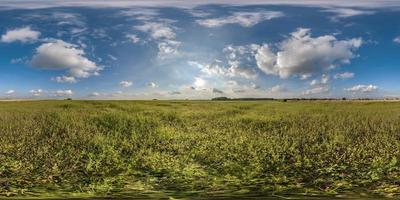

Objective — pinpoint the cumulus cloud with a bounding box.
[191,44,260,80]
[134,22,175,40]
[54,90,73,97]
[310,74,329,86]
[255,28,362,78]
[126,34,141,43]
[191,60,256,79]
[219,81,264,97]
[197,11,283,27]
[300,74,312,80]
[302,86,330,95]
[147,82,158,88]
[5,90,15,95]
[334,72,354,79]
[190,60,226,76]
[134,21,180,58]
[345,84,378,93]
[223,45,258,78]
[89,92,100,97]
[119,80,132,87]
[87,91,126,98]
[1,27,40,43]
[255,44,277,75]
[227,64,257,79]
[250,83,260,89]
[194,77,206,88]
[269,85,287,93]
[30,89,44,97]
[31,40,101,79]
[158,40,181,58]
[51,75,77,83]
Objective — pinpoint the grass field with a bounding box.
[0,100,399,199]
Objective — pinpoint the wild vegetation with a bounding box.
[0,100,399,199]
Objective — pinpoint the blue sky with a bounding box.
[1,0,400,99]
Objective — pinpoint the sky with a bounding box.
[1,0,400,99]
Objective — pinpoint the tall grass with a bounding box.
[0,100,399,198]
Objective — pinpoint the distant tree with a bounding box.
[342,97,347,101]
[212,97,230,101]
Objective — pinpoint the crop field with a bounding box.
[0,100,399,199]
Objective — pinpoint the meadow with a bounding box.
[0,100,399,199]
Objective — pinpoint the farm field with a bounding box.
[0,100,399,199]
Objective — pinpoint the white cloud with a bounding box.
[269,85,287,93]
[108,54,118,61]
[158,40,181,58]
[300,74,312,80]
[10,57,26,64]
[334,72,354,79]
[54,90,73,97]
[302,86,330,95]
[52,12,85,27]
[5,90,15,95]
[1,27,40,43]
[223,45,258,79]
[30,89,44,97]
[255,28,362,78]
[147,82,158,88]
[134,21,180,58]
[310,79,319,86]
[134,22,175,40]
[187,9,211,18]
[192,44,259,80]
[190,59,256,80]
[321,74,329,84]
[345,84,378,93]
[126,34,140,43]
[197,11,283,27]
[250,83,260,89]
[194,77,206,88]
[119,80,132,87]
[228,61,257,79]
[89,92,100,97]
[255,44,277,75]
[324,8,375,18]
[310,74,329,86]
[394,36,400,44]
[119,8,159,20]
[51,75,77,83]
[31,40,101,79]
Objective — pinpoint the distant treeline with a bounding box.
[211,97,390,101]
[211,97,274,101]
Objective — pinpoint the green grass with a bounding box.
[0,100,399,199]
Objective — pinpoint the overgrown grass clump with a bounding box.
[0,100,399,199]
